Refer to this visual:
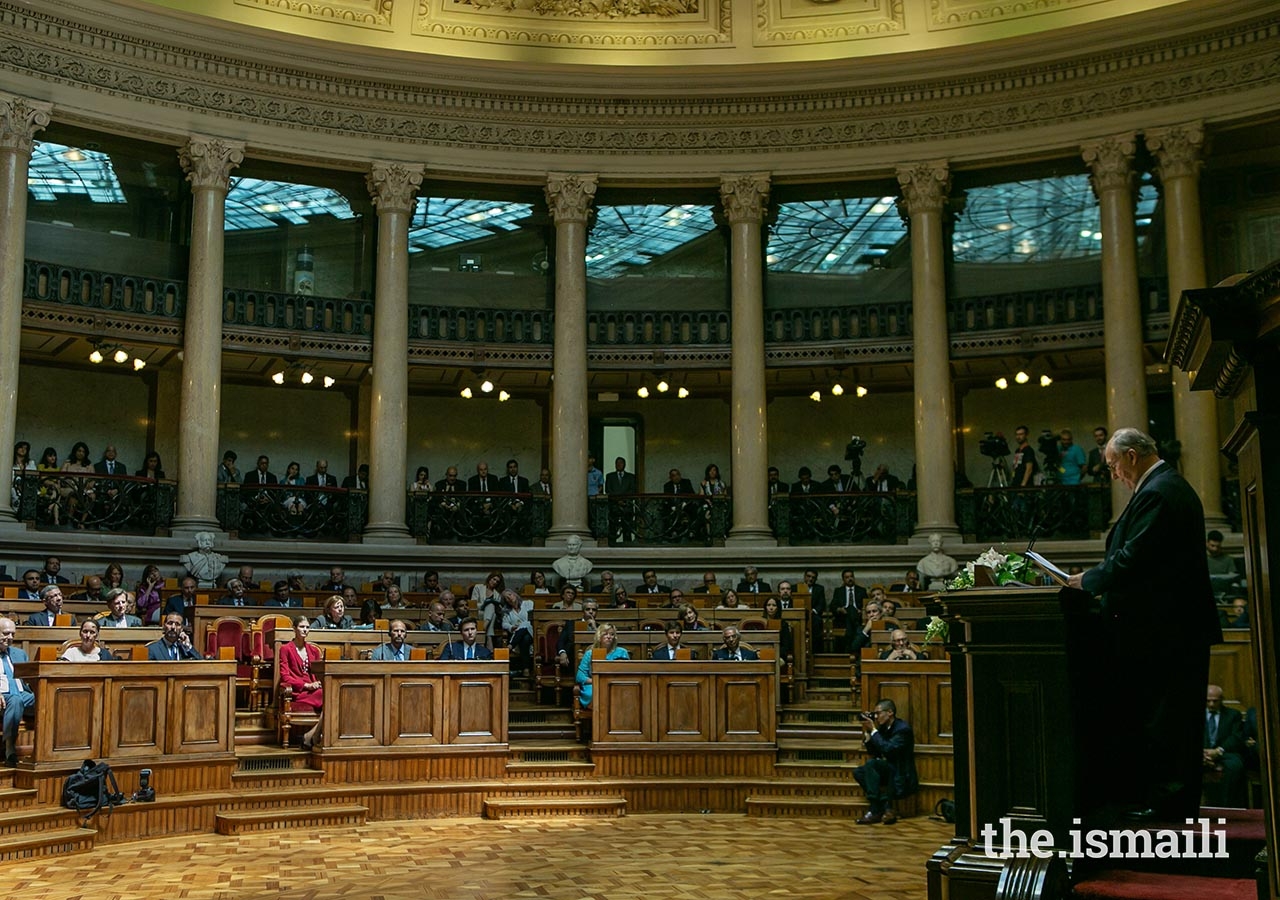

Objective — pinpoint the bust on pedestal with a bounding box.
[917,533,958,591]
[180,531,228,589]
[552,534,593,589]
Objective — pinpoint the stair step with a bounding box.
[1073,871,1256,900]
[505,760,597,778]
[483,797,626,819]
[0,826,96,860]
[773,761,860,779]
[0,787,39,808]
[215,804,369,835]
[231,768,325,789]
[746,796,868,817]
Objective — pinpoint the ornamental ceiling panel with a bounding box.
[928,0,1108,30]
[234,0,395,30]
[755,0,904,48]
[413,0,734,47]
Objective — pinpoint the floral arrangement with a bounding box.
[945,546,1034,590]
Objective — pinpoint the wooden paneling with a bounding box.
[1209,629,1255,712]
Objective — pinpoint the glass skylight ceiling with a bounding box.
[28,142,127,203]
[586,204,718,279]
[768,196,905,274]
[224,177,358,231]
[408,198,534,254]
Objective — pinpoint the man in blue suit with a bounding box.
[0,618,35,766]
[650,621,698,660]
[437,618,493,661]
[712,625,759,661]
[146,613,203,661]
[1069,427,1221,821]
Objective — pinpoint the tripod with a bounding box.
[987,456,1010,488]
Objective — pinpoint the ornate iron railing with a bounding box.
[588,494,731,546]
[222,288,373,336]
[771,491,910,545]
[406,491,550,544]
[14,472,176,533]
[959,484,1111,543]
[24,260,184,318]
[216,483,368,540]
[586,310,731,346]
[410,304,551,344]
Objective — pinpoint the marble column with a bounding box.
[898,160,959,542]
[1082,133,1148,518]
[0,94,50,523]
[171,135,244,534]
[545,174,597,545]
[721,173,775,546]
[1146,123,1226,527]
[362,161,424,543]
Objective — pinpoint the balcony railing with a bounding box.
[216,484,368,541]
[14,472,176,533]
[957,484,1112,543]
[406,492,550,544]
[25,260,184,318]
[770,491,914,545]
[588,495,732,546]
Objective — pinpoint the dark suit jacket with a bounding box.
[435,478,462,492]
[819,476,853,494]
[500,475,530,494]
[636,583,672,594]
[93,459,127,476]
[532,481,553,496]
[467,475,497,493]
[768,482,790,497]
[305,473,337,488]
[650,645,698,660]
[24,610,61,626]
[1080,463,1220,647]
[663,479,695,495]
[605,471,637,495]
[134,468,166,479]
[736,580,771,593]
[1206,705,1246,754]
[436,640,493,661]
[865,474,903,491]
[712,647,760,660]
[830,583,866,613]
[146,638,203,660]
[790,480,817,495]
[18,589,42,600]
[247,470,278,485]
[341,475,366,489]
[42,573,70,584]
[865,717,920,798]
[806,582,828,613]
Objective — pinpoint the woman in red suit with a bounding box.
[280,615,323,749]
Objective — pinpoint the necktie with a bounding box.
[395,648,403,661]
[512,477,517,490]
[465,644,473,660]
[170,645,178,660]
[2,653,15,693]
[1207,712,1218,746]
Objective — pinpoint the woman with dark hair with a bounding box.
[762,595,794,661]
[701,462,729,497]
[358,595,382,626]
[103,562,125,589]
[410,466,433,492]
[60,441,95,527]
[529,569,550,594]
[11,441,33,509]
[135,451,165,479]
[612,585,636,609]
[471,571,505,646]
[279,616,323,749]
[281,461,306,514]
[59,618,115,662]
[135,564,164,625]
[715,589,743,611]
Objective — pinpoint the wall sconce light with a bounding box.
[269,362,334,388]
[88,341,147,371]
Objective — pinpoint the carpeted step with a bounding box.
[1072,870,1256,900]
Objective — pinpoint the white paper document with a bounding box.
[1025,550,1070,586]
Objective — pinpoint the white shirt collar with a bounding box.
[1133,457,1165,494]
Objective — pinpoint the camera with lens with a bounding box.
[1037,429,1060,468]
[844,434,867,478]
[979,432,1010,458]
[132,768,155,803]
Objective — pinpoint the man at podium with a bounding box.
[1068,427,1220,821]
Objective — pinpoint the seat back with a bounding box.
[738,617,767,631]
[54,613,75,627]
[410,647,428,661]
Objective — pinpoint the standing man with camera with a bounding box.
[855,699,919,824]
[1011,425,1038,487]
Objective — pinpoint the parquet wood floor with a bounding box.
[6,813,952,900]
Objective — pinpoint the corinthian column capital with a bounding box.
[367,161,425,214]
[179,135,245,192]
[719,173,771,225]
[895,160,950,220]
[1082,133,1137,197]
[545,174,598,224]
[0,93,52,154]
[1145,122,1205,182]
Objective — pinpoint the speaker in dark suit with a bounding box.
[605,459,637,495]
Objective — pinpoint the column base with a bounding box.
[725,526,777,547]
[170,517,226,538]
[546,528,596,548]
[909,525,961,546]
[0,514,30,532]
[361,523,416,544]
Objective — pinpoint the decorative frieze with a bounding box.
[234,0,395,29]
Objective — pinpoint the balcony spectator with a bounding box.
[60,441,95,528]
[700,463,728,497]
[791,466,815,495]
[1055,430,1087,485]
[1085,426,1109,484]
[216,450,240,483]
[248,454,277,486]
[864,464,903,492]
[341,464,368,490]
[468,462,495,494]
[586,455,604,497]
[533,468,552,497]
[767,466,789,499]
[501,459,530,494]
[410,466,434,493]
[135,451,165,479]
[94,444,127,479]
[435,466,462,493]
[280,461,306,514]
[1011,425,1038,487]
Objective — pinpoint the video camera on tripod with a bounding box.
[844,435,867,479]
[1037,429,1061,468]
[979,432,1010,458]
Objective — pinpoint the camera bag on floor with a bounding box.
[62,758,126,824]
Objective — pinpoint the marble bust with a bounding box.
[552,534,593,589]
[917,533,958,590]
[180,531,229,589]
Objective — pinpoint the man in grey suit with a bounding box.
[99,589,142,628]
[25,585,66,627]
[0,617,35,766]
[371,621,412,661]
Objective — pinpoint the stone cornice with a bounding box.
[0,1,1277,177]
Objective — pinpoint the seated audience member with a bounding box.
[306,459,338,492]
[448,595,470,629]
[831,569,866,629]
[864,464,903,492]
[286,571,307,592]
[135,450,165,480]
[434,466,462,493]
[341,464,369,490]
[662,588,685,610]
[1223,596,1248,629]
[820,463,852,494]
[529,569,551,595]
[472,571,505,646]
[370,620,412,661]
[147,613,203,660]
[41,556,70,584]
[372,571,397,592]
[60,618,114,662]
[341,585,360,610]
[678,603,707,632]
[879,629,927,661]
[878,596,900,624]
[279,616,323,749]
[134,565,165,625]
[382,583,408,610]
[762,596,794,660]
[651,621,697,660]
[767,466,789,499]
[359,596,382,626]
[102,561,125,590]
[715,589,745,611]
[318,567,348,593]
[712,624,759,661]
[70,575,106,605]
[312,595,355,630]
[247,454,276,486]
[236,565,260,590]
[849,601,884,654]
[692,571,719,593]
[411,466,434,493]
[218,578,250,607]
[556,600,600,670]
[802,568,827,610]
[611,586,636,610]
[18,569,43,600]
[0,618,35,765]
[577,622,628,707]
[635,569,671,594]
[266,579,299,608]
[775,580,795,609]
[99,588,142,628]
[868,584,888,605]
[593,570,616,595]
[855,699,919,825]
[27,584,68,627]
[1202,684,1247,808]
[162,576,199,626]
[1205,531,1243,596]
[791,466,816,495]
[500,589,535,674]
[437,617,493,661]
[736,565,771,594]
[889,570,922,593]
[420,570,442,593]
[216,450,240,483]
[420,600,452,632]
[551,584,581,611]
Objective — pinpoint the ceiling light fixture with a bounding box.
[677,387,690,398]
[809,390,822,402]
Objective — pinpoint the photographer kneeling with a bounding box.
[854,699,919,825]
